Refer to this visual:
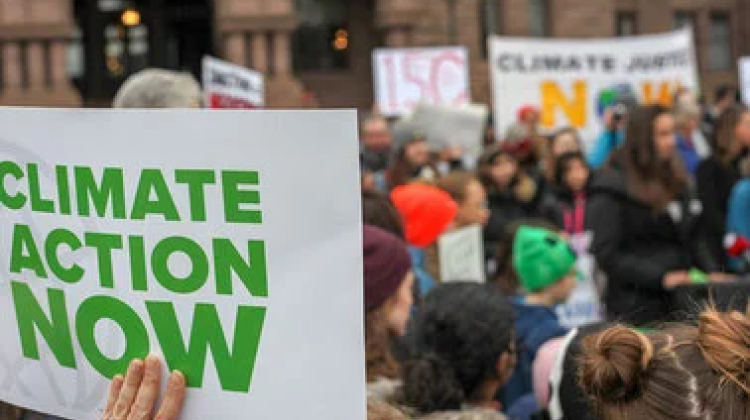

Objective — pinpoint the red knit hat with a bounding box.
[363,225,412,311]
[390,184,458,248]
[518,105,540,122]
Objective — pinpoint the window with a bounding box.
[529,0,549,37]
[615,12,637,37]
[292,0,349,72]
[480,0,500,58]
[709,13,732,71]
[673,11,696,31]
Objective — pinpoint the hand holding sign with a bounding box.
[103,356,185,420]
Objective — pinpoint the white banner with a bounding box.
[372,47,471,117]
[740,57,750,106]
[556,232,603,328]
[489,29,699,147]
[438,225,485,283]
[203,56,265,109]
[0,109,363,420]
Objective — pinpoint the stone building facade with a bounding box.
[0,0,747,108]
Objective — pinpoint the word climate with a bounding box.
[2,162,268,393]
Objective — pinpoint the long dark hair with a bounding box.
[386,139,436,190]
[609,105,688,209]
[401,283,515,414]
[712,105,750,167]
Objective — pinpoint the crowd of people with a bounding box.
[1,69,750,420]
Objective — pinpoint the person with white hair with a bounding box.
[674,100,703,176]
[112,69,202,109]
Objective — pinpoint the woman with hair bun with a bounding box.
[400,283,516,420]
[579,308,750,420]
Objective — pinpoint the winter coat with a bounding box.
[500,298,567,410]
[728,179,750,272]
[586,166,720,325]
[676,134,701,176]
[541,176,594,235]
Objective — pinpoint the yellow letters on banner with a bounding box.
[541,80,587,129]
[643,81,680,107]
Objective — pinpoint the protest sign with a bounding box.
[0,109,363,420]
[438,225,485,283]
[556,232,604,328]
[372,47,470,116]
[489,28,699,147]
[203,56,265,109]
[740,57,750,106]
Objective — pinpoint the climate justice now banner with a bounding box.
[489,28,699,146]
[0,109,363,420]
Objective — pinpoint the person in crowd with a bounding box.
[545,152,592,235]
[478,145,557,257]
[391,184,457,298]
[400,283,515,420]
[674,101,703,176]
[728,179,750,272]
[579,308,750,420]
[587,105,723,325]
[489,219,561,297]
[361,113,395,174]
[544,127,583,183]
[674,87,711,158]
[697,106,750,268]
[362,190,406,239]
[368,400,411,420]
[363,226,414,399]
[501,227,577,416]
[503,121,546,176]
[101,356,186,420]
[387,131,438,190]
[588,105,628,169]
[437,172,491,229]
[703,84,738,140]
[112,69,202,108]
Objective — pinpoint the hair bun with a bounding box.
[579,326,654,404]
[698,309,750,394]
[402,353,464,414]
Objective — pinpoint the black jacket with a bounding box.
[586,167,720,325]
[541,176,596,235]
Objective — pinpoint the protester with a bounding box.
[697,106,750,268]
[363,226,414,399]
[588,106,627,169]
[673,101,703,176]
[437,172,490,229]
[101,356,186,420]
[587,105,722,325]
[387,131,438,190]
[362,190,406,239]
[728,179,750,271]
[361,113,394,173]
[478,145,556,256]
[400,283,515,420]
[112,69,202,108]
[501,227,577,415]
[545,152,592,235]
[391,184,457,297]
[579,308,750,420]
[545,127,583,182]
[673,87,712,158]
[503,122,546,176]
[703,84,738,140]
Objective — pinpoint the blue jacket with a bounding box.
[588,130,624,169]
[676,135,701,176]
[408,247,436,299]
[501,297,568,410]
[728,179,750,239]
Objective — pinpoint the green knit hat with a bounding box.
[513,226,578,292]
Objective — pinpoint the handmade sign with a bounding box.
[203,56,265,109]
[438,225,486,283]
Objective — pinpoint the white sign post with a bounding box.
[372,47,471,117]
[438,225,486,283]
[740,57,750,106]
[489,29,699,148]
[0,109,363,420]
[203,56,265,109]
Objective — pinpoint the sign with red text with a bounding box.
[0,109,363,420]
[489,29,698,147]
[373,47,470,117]
[203,56,264,109]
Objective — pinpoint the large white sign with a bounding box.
[203,56,265,109]
[556,232,603,328]
[740,57,750,106]
[372,47,471,117]
[489,29,699,147]
[438,225,485,283]
[0,109,363,420]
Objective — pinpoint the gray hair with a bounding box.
[113,69,202,108]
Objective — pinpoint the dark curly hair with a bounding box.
[401,283,515,414]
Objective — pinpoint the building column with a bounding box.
[27,41,46,90]
[225,32,247,67]
[376,0,423,47]
[251,33,268,73]
[3,43,23,90]
[273,31,291,75]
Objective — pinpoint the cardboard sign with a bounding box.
[740,57,750,106]
[372,47,471,116]
[438,225,486,283]
[556,232,604,328]
[0,109,363,420]
[203,56,265,109]
[489,29,699,148]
